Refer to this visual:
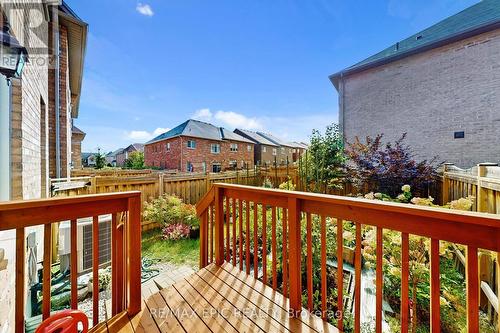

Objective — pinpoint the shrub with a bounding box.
[346,133,436,197]
[125,151,145,169]
[278,177,296,191]
[143,194,199,229]
[262,177,273,188]
[162,223,191,240]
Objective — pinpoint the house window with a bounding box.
[202,162,207,173]
[229,160,237,168]
[230,143,238,152]
[211,143,221,154]
[293,149,296,153]
[247,145,252,152]
[281,147,285,154]
[212,163,221,173]
[272,148,277,156]
[166,142,171,151]
[187,140,196,149]
[186,161,194,172]
[262,147,267,153]
[454,131,465,139]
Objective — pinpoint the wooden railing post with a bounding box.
[200,209,208,268]
[127,195,142,315]
[288,197,302,317]
[215,186,225,265]
[158,173,164,197]
[442,163,453,205]
[477,163,498,213]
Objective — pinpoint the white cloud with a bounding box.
[214,111,263,130]
[192,108,212,122]
[192,108,263,130]
[125,127,169,142]
[136,3,154,17]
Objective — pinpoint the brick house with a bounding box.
[116,143,144,167]
[71,126,86,169]
[234,129,297,166]
[291,142,308,162]
[0,2,87,330]
[145,120,254,172]
[329,0,500,168]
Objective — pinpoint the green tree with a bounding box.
[94,149,106,169]
[125,151,145,169]
[300,123,345,193]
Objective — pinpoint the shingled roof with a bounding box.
[233,129,278,146]
[330,0,500,89]
[146,119,253,144]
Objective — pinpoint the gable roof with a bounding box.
[329,0,500,89]
[126,143,144,152]
[234,129,278,146]
[257,132,295,148]
[81,152,95,160]
[147,119,252,144]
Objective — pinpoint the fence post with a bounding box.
[214,186,224,265]
[90,176,97,194]
[205,172,211,192]
[158,173,164,197]
[442,163,454,205]
[288,197,302,317]
[477,163,498,213]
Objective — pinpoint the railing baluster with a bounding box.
[376,227,383,333]
[200,209,208,268]
[92,216,99,325]
[127,195,142,315]
[42,223,52,320]
[245,200,250,275]
[226,196,230,262]
[262,204,267,285]
[232,198,237,266]
[272,206,277,290]
[430,239,440,333]
[282,208,288,298]
[355,222,362,333]
[254,202,258,279]
[321,215,327,320]
[288,197,302,317]
[307,213,313,312]
[111,214,117,315]
[497,252,500,333]
[71,219,78,310]
[116,214,124,313]
[215,187,224,265]
[210,205,214,264]
[239,200,243,271]
[401,232,409,333]
[15,227,25,333]
[336,219,344,331]
[466,246,479,332]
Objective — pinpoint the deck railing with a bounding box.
[196,183,500,332]
[0,191,142,332]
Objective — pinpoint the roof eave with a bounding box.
[329,19,500,90]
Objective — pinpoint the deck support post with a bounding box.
[215,186,225,265]
[288,197,302,317]
[127,195,142,315]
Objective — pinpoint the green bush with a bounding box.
[143,194,199,229]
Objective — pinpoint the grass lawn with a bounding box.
[141,228,200,268]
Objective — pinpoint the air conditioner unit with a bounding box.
[59,215,112,275]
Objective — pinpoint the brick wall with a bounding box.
[340,28,500,168]
[48,23,71,178]
[71,131,84,169]
[145,136,254,172]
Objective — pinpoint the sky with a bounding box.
[72,0,478,152]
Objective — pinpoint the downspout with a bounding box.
[339,72,346,144]
[0,74,11,201]
[53,6,61,178]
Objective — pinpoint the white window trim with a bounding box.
[211,143,221,154]
[187,140,196,149]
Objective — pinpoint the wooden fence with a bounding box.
[443,162,500,323]
[442,162,500,214]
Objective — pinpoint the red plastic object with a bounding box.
[35,310,89,333]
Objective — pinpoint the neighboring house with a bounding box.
[106,148,124,167]
[290,142,308,162]
[145,119,254,172]
[71,126,86,169]
[234,129,291,166]
[256,132,295,165]
[81,152,96,167]
[330,0,500,168]
[0,2,87,330]
[116,143,144,167]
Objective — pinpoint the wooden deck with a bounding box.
[90,263,339,333]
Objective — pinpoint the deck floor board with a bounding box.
[90,263,339,333]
